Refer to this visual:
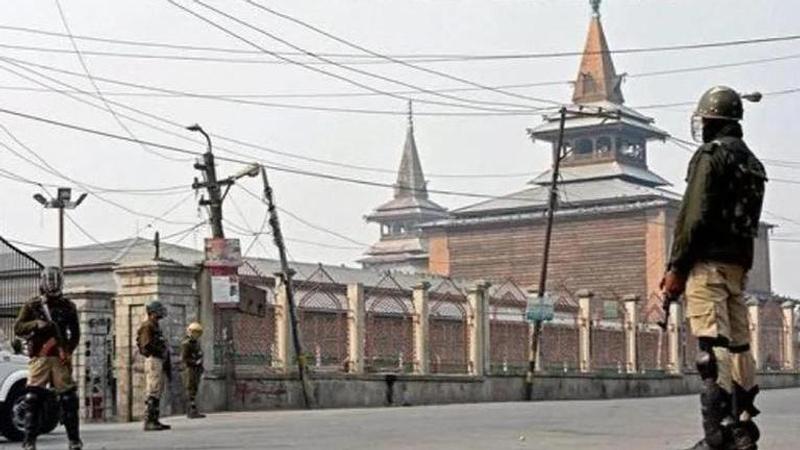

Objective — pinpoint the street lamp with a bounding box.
[33,187,87,270]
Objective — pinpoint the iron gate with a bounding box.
[0,236,43,344]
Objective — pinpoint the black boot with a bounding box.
[144,396,171,431]
[186,399,206,419]
[59,389,83,450]
[22,388,44,450]
[731,384,760,450]
[684,380,734,450]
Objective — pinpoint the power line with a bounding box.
[170,0,550,112]
[2,22,799,61]
[236,183,368,246]
[0,49,798,100]
[0,105,552,204]
[2,55,546,117]
[53,0,189,164]
[245,0,559,107]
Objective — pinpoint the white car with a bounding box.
[0,340,60,442]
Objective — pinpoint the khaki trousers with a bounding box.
[145,356,164,398]
[28,356,75,393]
[685,261,757,393]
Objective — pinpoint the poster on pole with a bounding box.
[204,238,243,268]
[211,274,240,304]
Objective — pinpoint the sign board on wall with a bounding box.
[211,274,240,304]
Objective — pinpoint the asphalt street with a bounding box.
[3,388,798,449]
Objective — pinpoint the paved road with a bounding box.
[3,388,797,449]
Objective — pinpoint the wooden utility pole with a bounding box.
[260,166,314,409]
[525,107,567,400]
[189,124,225,238]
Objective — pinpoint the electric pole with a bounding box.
[188,124,225,238]
[260,166,314,409]
[525,106,620,400]
[33,187,87,271]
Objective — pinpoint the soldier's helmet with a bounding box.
[146,300,167,319]
[694,86,745,121]
[187,322,203,337]
[39,266,63,296]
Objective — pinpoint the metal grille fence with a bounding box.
[295,265,348,371]
[590,298,626,373]
[0,236,43,343]
[488,280,528,375]
[429,279,469,374]
[364,272,414,373]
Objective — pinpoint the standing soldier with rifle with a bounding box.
[136,300,173,431]
[181,322,206,419]
[14,266,82,450]
[662,86,766,450]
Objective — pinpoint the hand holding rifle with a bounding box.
[658,270,686,330]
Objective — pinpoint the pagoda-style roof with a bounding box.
[573,2,624,105]
[446,177,680,220]
[365,108,448,224]
[530,160,671,187]
[528,101,669,143]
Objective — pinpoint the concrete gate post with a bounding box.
[623,294,640,374]
[667,300,683,375]
[577,289,593,373]
[746,297,761,370]
[114,260,199,421]
[412,282,430,375]
[781,301,796,370]
[273,274,295,372]
[346,283,366,374]
[466,281,490,376]
[67,288,115,421]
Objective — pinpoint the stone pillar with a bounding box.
[577,289,593,373]
[667,301,683,375]
[346,283,366,374]
[412,282,430,375]
[782,301,796,370]
[623,294,640,374]
[273,274,295,372]
[67,288,115,421]
[114,261,199,422]
[466,281,490,376]
[746,297,761,370]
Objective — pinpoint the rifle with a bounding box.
[656,291,681,331]
[39,296,68,362]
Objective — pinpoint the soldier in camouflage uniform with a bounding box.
[181,322,206,419]
[136,301,172,431]
[662,86,766,450]
[14,267,83,450]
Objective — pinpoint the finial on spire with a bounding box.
[407,100,414,130]
[590,0,601,17]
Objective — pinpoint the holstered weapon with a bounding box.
[657,292,680,331]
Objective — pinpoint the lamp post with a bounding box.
[33,187,87,271]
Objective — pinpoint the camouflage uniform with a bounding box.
[14,268,83,450]
[669,118,766,450]
[181,335,205,418]
[136,315,172,431]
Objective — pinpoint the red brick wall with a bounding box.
[439,212,648,301]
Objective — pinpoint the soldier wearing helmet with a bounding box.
[136,300,172,431]
[662,86,766,450]
[181,322,206,419]
[14,266,83,450]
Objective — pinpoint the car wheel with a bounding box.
[0,382,26,441]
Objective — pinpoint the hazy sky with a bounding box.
[1,1,799,296]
